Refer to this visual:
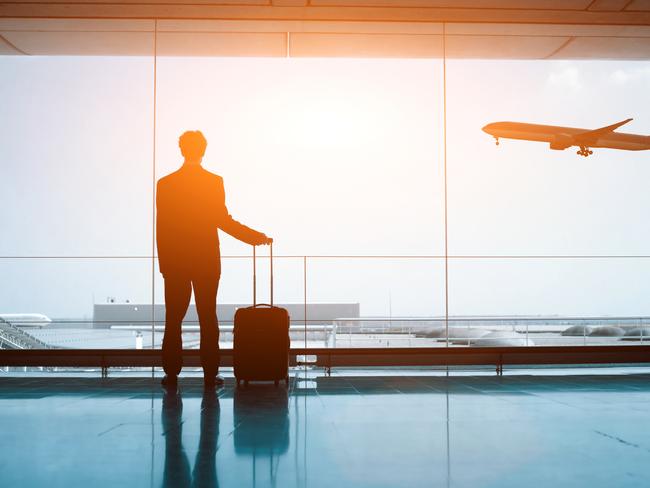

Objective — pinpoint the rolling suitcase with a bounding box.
[233,244,290,387]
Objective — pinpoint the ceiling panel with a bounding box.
[446,35,572,59]
[271,0,309,5]
[588,0,631,11]
[2,0,267,3]
[551,36,650,59]
[445,23,650,37]
[0,18,154,32]
[310,0,591,7]
[1,31,154,55]
[157,19,443,34]
[156,32,287,56]
[290,33,442,57]
[0,35,21,54]
[625,0,650,11]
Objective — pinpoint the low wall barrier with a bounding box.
[1,345,649,377]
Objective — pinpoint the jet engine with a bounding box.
[549,133,574,150]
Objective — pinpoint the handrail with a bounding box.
[10,316,650,324]
[4,254,650,259]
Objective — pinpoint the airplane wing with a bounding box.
[575,118,633,143]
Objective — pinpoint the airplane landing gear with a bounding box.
[577,146,593,157]
[494,137,499,146]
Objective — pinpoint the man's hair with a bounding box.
[179,130,207,159]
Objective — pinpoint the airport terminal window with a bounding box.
[1,24,649,355]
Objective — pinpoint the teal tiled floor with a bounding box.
[1,371,650,487]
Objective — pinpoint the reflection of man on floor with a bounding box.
[162,389,221,487]
[157,130,272,389]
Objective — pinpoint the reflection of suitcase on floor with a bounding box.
[234,244,290,387]
[234,385,289,484]
[233,385,289,455]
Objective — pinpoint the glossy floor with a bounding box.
[1,370,650,487]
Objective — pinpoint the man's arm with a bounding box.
[155,180,169,274]
[215,177,271,246]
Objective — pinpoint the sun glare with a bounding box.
[155,57,445,256]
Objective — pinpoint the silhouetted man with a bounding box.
[157,130,271,389]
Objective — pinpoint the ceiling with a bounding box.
[1,0,649,58]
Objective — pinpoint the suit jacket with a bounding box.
[156,164,263,276]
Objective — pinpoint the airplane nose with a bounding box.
[482,123,492,133]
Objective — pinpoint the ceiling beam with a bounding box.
[1,4,649,26]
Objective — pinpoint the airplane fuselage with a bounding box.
[483,122,650,152]
[0,313,52,328]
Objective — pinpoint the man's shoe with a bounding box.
[204,375,225,389]
[161,374,178,389]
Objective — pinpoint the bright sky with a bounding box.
[1,56,649,318]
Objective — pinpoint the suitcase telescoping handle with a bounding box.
[252,243,273,307]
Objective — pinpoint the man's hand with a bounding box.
[253,233,273,246]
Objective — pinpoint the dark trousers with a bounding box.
[162,272,220,377]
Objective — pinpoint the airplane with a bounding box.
[0,314,52,328]
[482,118,650,157]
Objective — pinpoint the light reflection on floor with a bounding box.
[1,370,650,487]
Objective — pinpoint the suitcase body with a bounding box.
[233,304,290,386]
[233,244,290,386]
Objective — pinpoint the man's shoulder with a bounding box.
[157,166,223,188]
[200,167,223,183]
[157,169,182,186]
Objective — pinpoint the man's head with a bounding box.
[179,130,207,163]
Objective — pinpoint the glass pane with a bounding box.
[0,258,155,349]
[448,258,650,347]
[0,55,154,256]
[446,57,650,256]
[308,257,445,348]
[154,57,446,257]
